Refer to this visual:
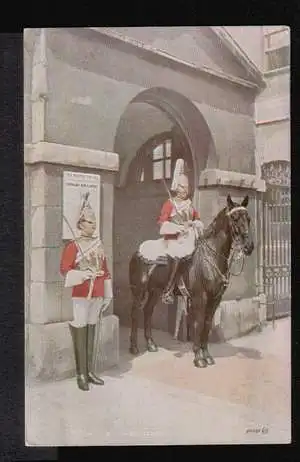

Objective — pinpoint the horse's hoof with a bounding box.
[129,346,139,355]
[147,342,158,353]
[194,358,208,368]
[205,356,215,366]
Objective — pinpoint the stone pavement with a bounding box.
[25,317,291,446]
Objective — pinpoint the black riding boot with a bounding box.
[87,324,104,385]
[69,324,89,391]
[162,258,180,304]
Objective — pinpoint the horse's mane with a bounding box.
[191,207,231,284]
[202,207,228,240]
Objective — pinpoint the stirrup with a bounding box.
[162,291,175,304]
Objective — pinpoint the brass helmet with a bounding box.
[76,191,96,229]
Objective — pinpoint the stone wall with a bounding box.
[44,28,256,176]
[25,143,120,380]
[104,26,255,81]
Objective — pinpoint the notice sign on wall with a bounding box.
[62,171,101,240]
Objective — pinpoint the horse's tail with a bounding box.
[129,251,142,296]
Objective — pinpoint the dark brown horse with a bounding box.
[128,194,254,368]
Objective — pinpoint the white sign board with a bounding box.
[62,171,101,240]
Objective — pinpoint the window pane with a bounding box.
[266,46,290,71]
[267,30,290,49]
[153,160,163,180]
[165,158,171,179]
[153,144,163,160]
[139,169,144,182]
[165,140,171,157]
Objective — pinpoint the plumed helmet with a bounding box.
[171,158,189,192]
[77,191,96,229]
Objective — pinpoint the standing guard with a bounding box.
[60,193,113,391]
[158,159,204,304]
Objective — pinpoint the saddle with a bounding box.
[139,251,193,299]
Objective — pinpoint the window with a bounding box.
[128,130,193,186]
[266,46,290,71]
[264,27,290,72]
[152,139,172,181]
[139,169,145,182]
[134,137,172,183]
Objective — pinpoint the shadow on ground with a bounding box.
[151,328,263,361]
[102,324,263,380]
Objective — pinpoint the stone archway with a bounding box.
[115,86,217,196]
[113,86,216,332]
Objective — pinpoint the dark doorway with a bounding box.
[113,125,194,333]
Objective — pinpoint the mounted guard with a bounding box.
[138,158,204,304]
[129,190,254,367]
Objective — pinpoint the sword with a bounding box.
[174,295,187,339]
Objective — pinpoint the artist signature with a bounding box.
[245,426,269,434]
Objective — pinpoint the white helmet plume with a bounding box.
[171,158,189,192]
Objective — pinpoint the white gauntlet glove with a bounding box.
[100,279,113,314]
[193,220,205,237]
[64,269,94,287]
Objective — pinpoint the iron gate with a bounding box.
[261,160,291,320]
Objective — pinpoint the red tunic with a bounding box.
[157,199,199,240]
[60,241,111,298]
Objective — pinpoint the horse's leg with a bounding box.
[200,294,223,365]
[129,295,143,355]
[191,292,208,368]
[144,290,160,352]
[186,297,192,342]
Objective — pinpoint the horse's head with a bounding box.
[226,194,254,256]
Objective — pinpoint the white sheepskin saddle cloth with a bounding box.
[138,229,196,263]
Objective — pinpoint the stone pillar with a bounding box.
[195,168,267,341]
[25,142,120,381]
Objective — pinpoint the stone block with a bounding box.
[29,282,45,324]
[44,207,62,247]
[31,248,46,282]
[45,247,64,283]
[25,142,119,172]
[26,321,74,381]
[31,165,46,207]
[32,99,46,144]
[29,281,63,324]
[31,247,63,283]
[199,168,258,190]
[94,314,119,374]
[61,287,73,322]
[211,297,262,342]
[31,206,45,247]
[44,165,62,207]
[26,315,119,381]
[31,208,61,249]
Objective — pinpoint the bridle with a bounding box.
[198,206,250,298]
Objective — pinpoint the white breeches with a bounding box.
[70,297,104,327]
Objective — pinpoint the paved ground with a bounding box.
[25,317,291,446]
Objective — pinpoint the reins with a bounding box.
[194,207,249,298]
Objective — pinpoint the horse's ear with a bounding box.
[241,195,249,207]
[227,194,234,209]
